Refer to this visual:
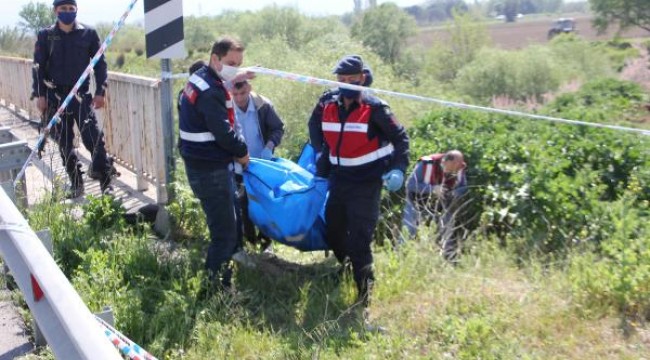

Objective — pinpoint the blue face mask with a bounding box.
[57,11,77,25]
[339,81,362,99]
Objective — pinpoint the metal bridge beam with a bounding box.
[0,187,121,360]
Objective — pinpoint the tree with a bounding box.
[351,3,416,64]
[589,0,650,33]
[19,1,56,36]
[429,11,490,82]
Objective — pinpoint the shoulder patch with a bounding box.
[183,84,199,105]
[189,74,210,91]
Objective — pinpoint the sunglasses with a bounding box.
[442,154,455,162]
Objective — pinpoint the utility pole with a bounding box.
[144,0,186,236]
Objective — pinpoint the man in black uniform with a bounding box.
[32,0,113,198]
[314,55,409,330]
[178,37,252,291]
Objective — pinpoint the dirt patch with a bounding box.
[413,15,650,50]
[620,43,650,91]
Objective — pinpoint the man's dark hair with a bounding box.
[233,81,249,90]
[211,37,245,58]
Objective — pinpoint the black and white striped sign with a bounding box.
[144,0,186,59]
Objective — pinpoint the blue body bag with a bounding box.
[243,149,328,251]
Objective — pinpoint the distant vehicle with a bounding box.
[495,13,523,22]
[548,18,577,39]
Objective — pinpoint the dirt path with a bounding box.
[620,42,650,92]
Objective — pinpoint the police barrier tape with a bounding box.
[242,66,650,137]
[13,0,140,187]
[96,316,158,360]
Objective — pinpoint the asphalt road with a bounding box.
[0,290,33,360]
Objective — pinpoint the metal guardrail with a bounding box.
[0,56,168,204]
[0,186,122,359]
[0,126,30,207]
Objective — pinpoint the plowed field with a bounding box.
[414,15,650,49]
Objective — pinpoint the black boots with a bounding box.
[89,157,118,195]
[65,162,85,199]
[98,173,113,195]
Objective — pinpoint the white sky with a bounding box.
[2,0,425,28]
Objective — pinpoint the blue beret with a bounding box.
[333,55,364,75]
[53,0,77,7]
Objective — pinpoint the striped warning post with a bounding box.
[144,0,186,59]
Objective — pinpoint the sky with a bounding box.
[2,0,425,28]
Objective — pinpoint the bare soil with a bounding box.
[413,15,650,50]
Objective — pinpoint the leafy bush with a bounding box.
[405,105,649,257]
[426,11,491,82]
[548,34,614,79]
[545,78,649,125]
[454,36,621,103]
[0,26,32,57]
[455,46,562,103]
[351,2,417,64]
[569,189,650,320]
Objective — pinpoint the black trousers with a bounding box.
[47,92,110,181]
[325,177,382,299]
[235,175,271,250]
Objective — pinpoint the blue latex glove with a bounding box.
[261,147,273,160]
[382,169,404,192]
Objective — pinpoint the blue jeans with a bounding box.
[185,163,238,286]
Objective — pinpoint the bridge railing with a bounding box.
[0,186,123,359]
[0,56,167,204]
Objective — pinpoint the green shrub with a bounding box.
[548,35,613,79]
[455,46,562,103]
[545,78,649,125]
[454,36,621,104]
[0,26,32,57]
[404,106,649,256]
[425,11,491,82]
[569,188,650,320]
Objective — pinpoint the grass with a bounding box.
[175,239,650,359]
[4,200,649,359]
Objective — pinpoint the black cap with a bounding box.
[53,0,77,7]
[333,55,364,75]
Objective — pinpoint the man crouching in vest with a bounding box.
[178,37,253,294]
[314,55,410,332]
[400,150,468,261]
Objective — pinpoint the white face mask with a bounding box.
[218,64,239,81]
